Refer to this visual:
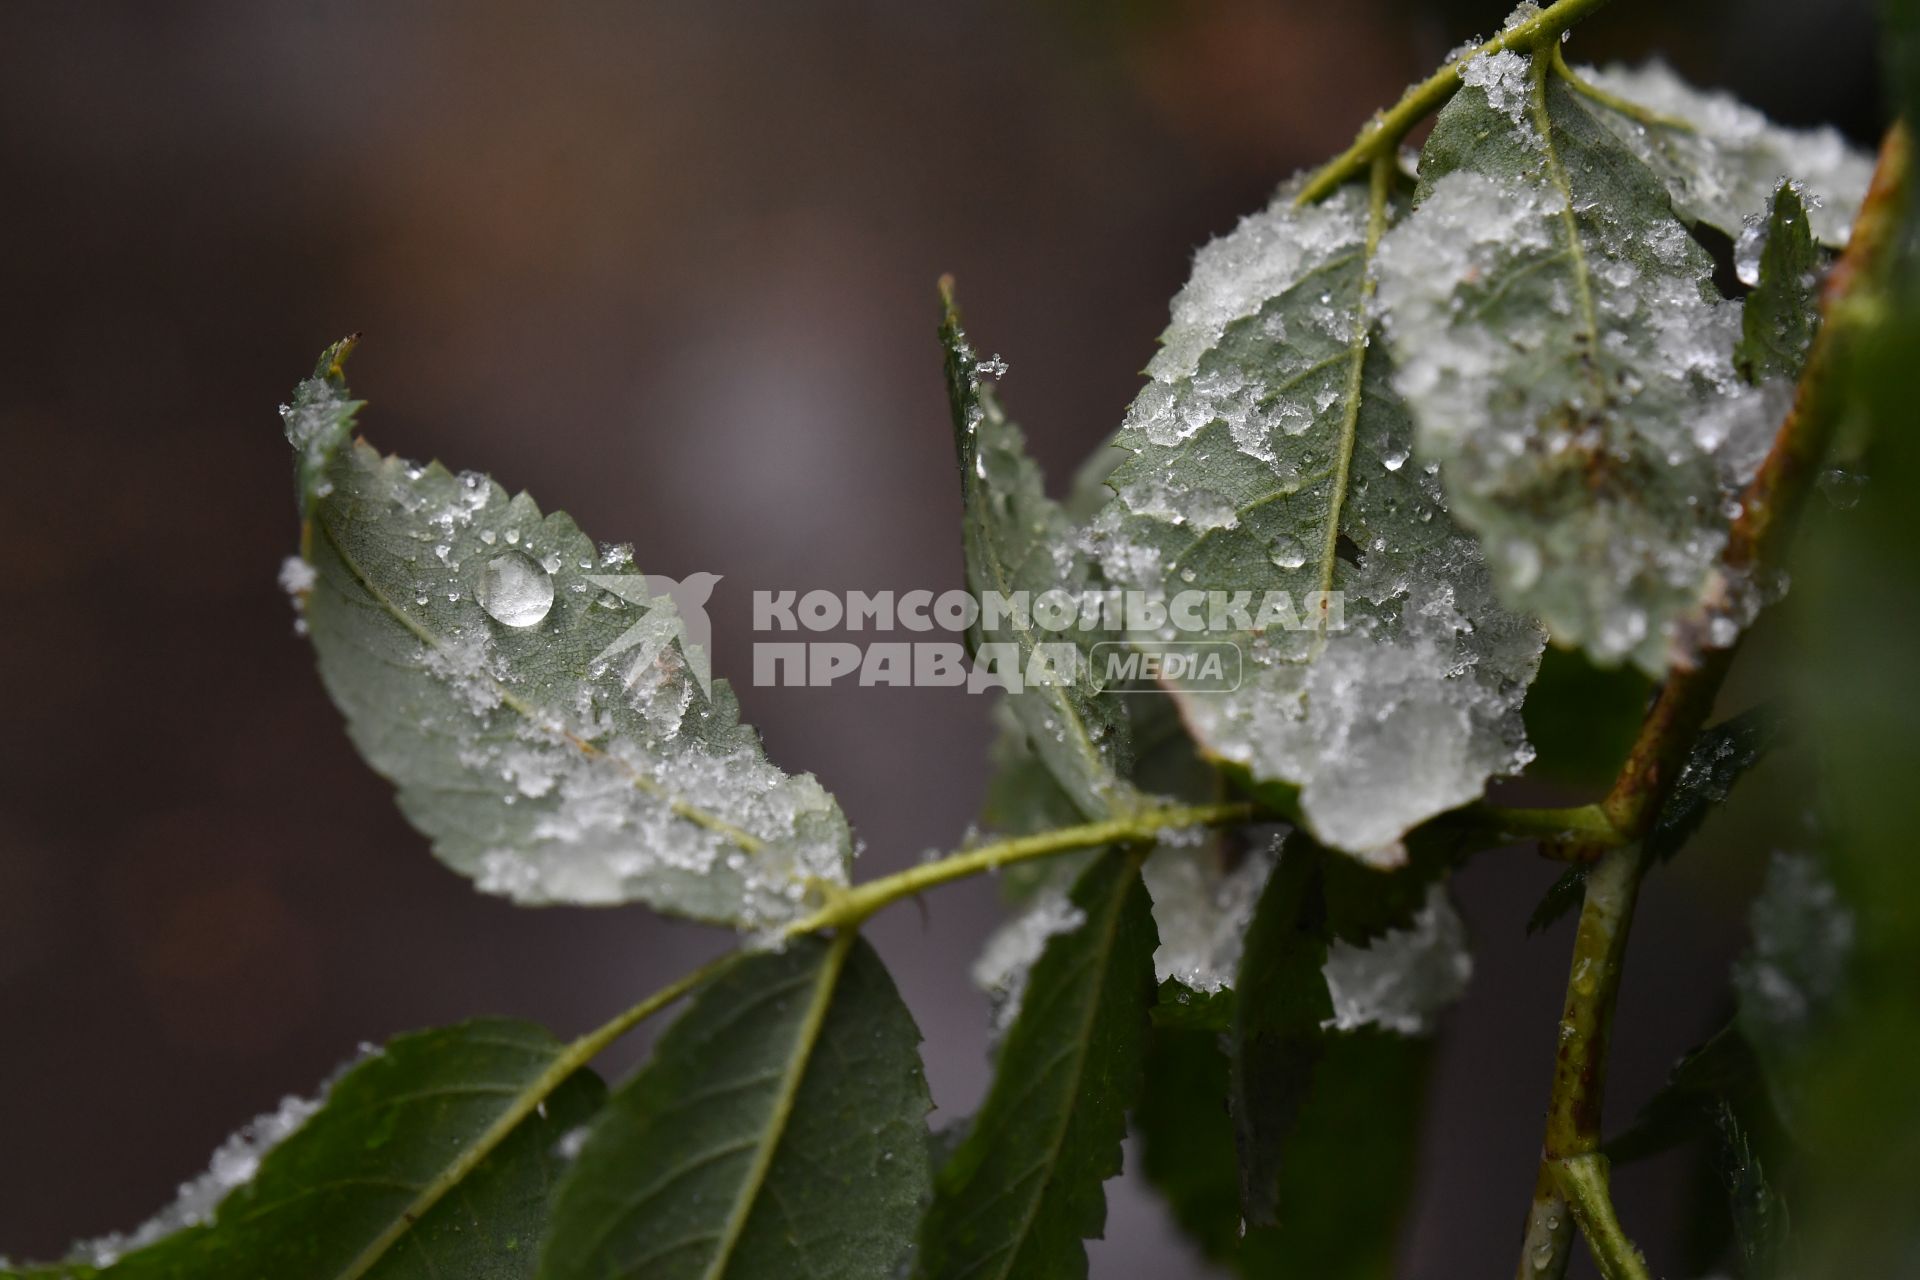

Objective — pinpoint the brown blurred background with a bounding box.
[0,2,1886,1275]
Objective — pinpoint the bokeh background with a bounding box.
[0,2,1888,1275]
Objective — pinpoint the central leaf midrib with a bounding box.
[974,851,1141,1280]
[699,931,856,1280]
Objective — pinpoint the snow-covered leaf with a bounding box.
[1085,174,1542,858]
[1574,60,1874,247]
[20,1021,602,1279]
[916,849,1157,1280]
[284,342,851,928]
[539,935,931,1280]
[1378,50,1788,675]
[942,290,1136,820]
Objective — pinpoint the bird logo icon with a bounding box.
[584,571,722,699]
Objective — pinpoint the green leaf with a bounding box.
[1528,705,1785,936]
[1378,49,1786,676]
[284,344,850,927]
[1216,833,1458,1264]
[1711,1102,1792,1279]
[941,287,1136,821]
[1645,704,1787,863]
[1607,1026,1771,1164]
[1526,864,1590,937]
[1228,841,1332,1228]
[1735,184,1823,385]
[27,1020,603,1280]
[1134,1027,1243,1265]
[979,705,1101,903]
[1568,61,1874,247]
[1137,1023,1428,1280]
[1083,167,1542,859]
[915,848,1158,1280]
[1521,644,1654,788]
[539,934,931,1280]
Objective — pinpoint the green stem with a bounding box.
[1517,121,1913,1280]
[340,949,739,1279]
[1470,802,1623,850]
[1295,0,1616,204]
[1550,1155,1652,1280]
[1515,1165,1575,1280]
[784,801,1255,935]
[1550,44,1693,130]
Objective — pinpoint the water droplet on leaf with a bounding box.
[479,551,555,627]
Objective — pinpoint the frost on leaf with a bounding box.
[943,291,1136,821]
[283,345,850,930]
[972,885,1089,1034]
[1139,831,1470,1033]
[1377,54,1791,676]
[1322,883,1472,1035]
[1574,61,1875,248]
[71,1092,324,1267]
[1085,176,1543,858]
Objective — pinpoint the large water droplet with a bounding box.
[479,551,554,627]
[1269,536,1308,570]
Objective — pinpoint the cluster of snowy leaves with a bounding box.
[5,19,1881,1280]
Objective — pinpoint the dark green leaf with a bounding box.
[283,343,850,926]
[1712,1102,1791,1279]
[539,934,931,1280]
[941,286,1135,820]
[1735,184,1823,385]
[23,1020,603,1280]
[1521,645,1655,788]
[914,849,1158,1280]
[1149,978,1236,1032]
[1647,705,1788,863]
[1608,1026,1771,1165]
[1228,840,1332,1227]
[1527,865,1590,937]
[1139,1021,1427,1279]
[1134,1027,1242,1265]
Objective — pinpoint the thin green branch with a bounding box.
[1473,802,1623,851]
[1550,44,1693,131]
[783,802,1255,936]
[1515,1165,1576,1280]
[1295,0,1617,204]
[1517,123,1913,1279]
[1551,1155,1652,1280]
[339,949,739,1279]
